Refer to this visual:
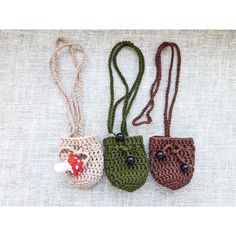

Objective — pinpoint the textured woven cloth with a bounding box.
[0,30,236,206]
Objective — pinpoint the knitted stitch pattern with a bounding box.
[60,136,103,189]
[149,136,195,190]
[103,136,148,192]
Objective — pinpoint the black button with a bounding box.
[126,156,136,165]
[116,132,125,141]
[156,150,164,160]
[181,164,189,173]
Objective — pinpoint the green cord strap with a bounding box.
[107,41,145,136]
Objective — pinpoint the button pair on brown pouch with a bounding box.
[133,42,195,190]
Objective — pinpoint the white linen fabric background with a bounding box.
[0,30,235,206]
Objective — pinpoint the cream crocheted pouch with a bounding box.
[49,37,103,189]
[58,136,103,189]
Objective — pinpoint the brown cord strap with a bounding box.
[132,42,181,137]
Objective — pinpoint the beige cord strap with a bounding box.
[49,37,87,137]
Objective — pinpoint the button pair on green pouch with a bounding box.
[104,41,148,192]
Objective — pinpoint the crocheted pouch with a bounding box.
[49,37,103,189]
[104,135,148,192]
[149,136,195,190]
[133,42,195,190]
[59,136,103,189]
[104,41,148,192]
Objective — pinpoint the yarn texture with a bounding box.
[60,136,103,189]
[49,37,103,189]
[133,42,195,190]
[104,41,148,192]
[104,136,148,192]
[149,136,195,190]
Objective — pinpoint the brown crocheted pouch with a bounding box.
[149,136,195,190]
[133,42,195,190]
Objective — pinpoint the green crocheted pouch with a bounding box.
[104,41,148,192]
[103,135,148,192]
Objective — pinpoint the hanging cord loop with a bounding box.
[49,37,87,137]
[107,41,145,137]
[132,42,181,137]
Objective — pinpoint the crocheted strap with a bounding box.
[132,42,181,137]
[107,41,145,136]
[49,37,87,137]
